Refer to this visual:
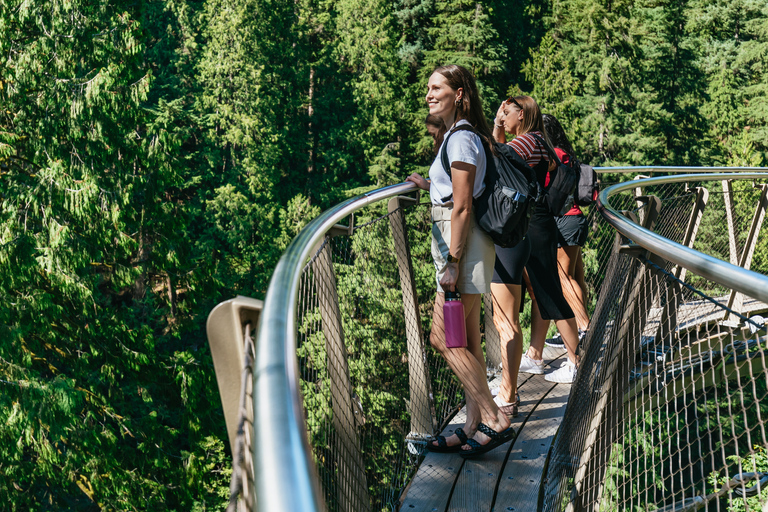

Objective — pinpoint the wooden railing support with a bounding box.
[726,183,768,322]
[674,186,709,282]
[387,196,436,449]
[313,240,371,512]
[484,292,502,371]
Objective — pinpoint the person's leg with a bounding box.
[491,282,523,403]
[527,299,578,366]
[557,245,589,331]
[575,250,589,318]
[526,298,550,361]
[553,316,579,365]
[428,293,510,449]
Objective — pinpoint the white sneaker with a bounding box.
[545,360,577,383]
[519,354,545,375]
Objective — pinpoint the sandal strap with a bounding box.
[477,422,502,440]
[455,427,468,444]
[432,435,447,448]
[464,438,481,451]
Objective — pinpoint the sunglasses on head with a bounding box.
[506,97,523,109]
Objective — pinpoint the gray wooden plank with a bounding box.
[399,415,468,511]
[493,382,573,512]
[399,348,567,512]
[447,349,567,512]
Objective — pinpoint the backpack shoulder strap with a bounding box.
[440,124,478,178]
[529,132,560,165]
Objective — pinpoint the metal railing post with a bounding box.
[312,240,371,512]
[387,196,436,446]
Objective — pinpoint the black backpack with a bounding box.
[573,158,598,207]
[530,133,579,217]
[439,124,537,248]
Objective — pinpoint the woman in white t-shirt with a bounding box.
[406,64,513,458]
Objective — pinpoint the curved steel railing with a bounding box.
[252,182,420,512]
[250,168,768,511]
[597,173,768,304]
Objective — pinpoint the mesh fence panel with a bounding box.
[295,200,465,512]
[277,173,768,511]
[545,176,768,512]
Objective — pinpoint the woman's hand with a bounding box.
[494,101,506,127]
[439,261,459,292]
[406,173,430,191]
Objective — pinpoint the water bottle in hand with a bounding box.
[444,291,467,348]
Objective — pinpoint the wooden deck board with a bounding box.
[493,381,572,512]
[448,360,562,512]
[400,347,567,512]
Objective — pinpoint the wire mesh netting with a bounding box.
[236,172,768,511]
[294,198,469,511]
[545,176,768,511]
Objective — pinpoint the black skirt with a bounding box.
[524,208,574,321]
[492,236,531,285]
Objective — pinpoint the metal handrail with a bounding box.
[597,172,768,303]
[252,182,419,512]
[251,169,768,512]
[594,166,768,174]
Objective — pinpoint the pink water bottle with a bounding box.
[444,291,467,348]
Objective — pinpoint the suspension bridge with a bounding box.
[207,169,768,511]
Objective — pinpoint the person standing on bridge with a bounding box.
[407,64,514,457]
[542,114,591,348]
[491,96,581,387]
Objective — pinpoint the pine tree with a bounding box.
[0,0,230,507]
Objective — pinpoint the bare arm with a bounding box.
[492,101,507,144]
[440,161,476,291]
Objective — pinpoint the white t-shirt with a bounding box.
[428,119,487,206]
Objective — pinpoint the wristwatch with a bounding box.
[447,253,460,264]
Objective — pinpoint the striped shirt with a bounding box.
[509,131,551,186]
[508,131,548,168]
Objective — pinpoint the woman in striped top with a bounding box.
[490,96,581,397]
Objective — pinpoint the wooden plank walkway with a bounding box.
[400,346,571,512]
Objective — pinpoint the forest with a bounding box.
[1,0,767,508]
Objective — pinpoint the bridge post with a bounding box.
[313,238,371,512]
[387,196,436,446]
[674,186,709,282]
[725,183,768,322]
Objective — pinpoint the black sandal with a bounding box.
[426,427,469,453]
[459,423,515,458]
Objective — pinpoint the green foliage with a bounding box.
[1,0,767,506]
[708,445,768,512]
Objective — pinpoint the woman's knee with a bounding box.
[430,330,447,354]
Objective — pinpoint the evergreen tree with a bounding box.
[0,0,229,507]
